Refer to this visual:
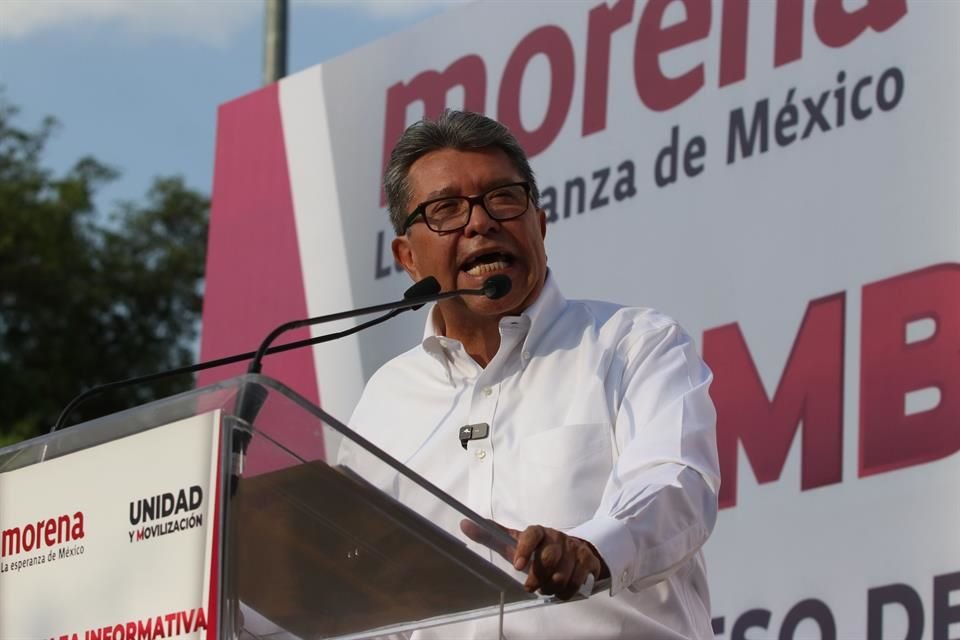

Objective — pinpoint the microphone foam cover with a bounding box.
[405,276,441,310]
[482,275,512,300]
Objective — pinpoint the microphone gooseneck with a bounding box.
[54,275,502,432]
[53,277,442,432]
[247,276,443,374]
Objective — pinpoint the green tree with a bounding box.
[0,95,208,445]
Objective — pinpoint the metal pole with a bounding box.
[263,0,288,85]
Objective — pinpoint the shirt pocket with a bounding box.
[516,422,614,529]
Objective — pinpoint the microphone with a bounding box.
[482,274,512,300]
[404,275,443,309]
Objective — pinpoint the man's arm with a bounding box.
[565,320,720,594]
[468,320,719,599]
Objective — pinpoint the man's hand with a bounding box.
[461,520,609,600]
[512,525,609,599]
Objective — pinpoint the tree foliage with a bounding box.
[0,95,208,445]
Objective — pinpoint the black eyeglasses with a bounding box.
[402,181,532,233]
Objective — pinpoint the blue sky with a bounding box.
[0,0,462,208]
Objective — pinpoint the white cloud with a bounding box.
[0,0,261,47]
[297,0,470,19]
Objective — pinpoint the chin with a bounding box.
[487,290,535,317]
[462,295,511,317]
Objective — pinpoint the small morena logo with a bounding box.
[1,512,85,558]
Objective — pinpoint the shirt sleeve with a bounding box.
[566,320,720,596]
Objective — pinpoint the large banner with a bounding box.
[200,1,960,637]
[0,412,222,640]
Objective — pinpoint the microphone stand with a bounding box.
[52,276,510,432]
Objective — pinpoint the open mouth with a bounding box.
[460,252,514,276]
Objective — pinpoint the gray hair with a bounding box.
[383,110,540,235]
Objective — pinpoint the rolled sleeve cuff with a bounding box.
[566,515,638,596]
[568,515,712,596]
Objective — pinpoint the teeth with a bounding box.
[466,261,509,276]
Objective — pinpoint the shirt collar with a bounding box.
[515,270,566,356]
[420,271,567,369]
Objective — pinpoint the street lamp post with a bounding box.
[263,0,288,85]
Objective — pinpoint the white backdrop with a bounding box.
[203,1,960,637]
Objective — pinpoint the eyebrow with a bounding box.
[421,186,460,201]
[421,179,522,201]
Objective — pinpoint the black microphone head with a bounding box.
[404,276,441,310]
[482,275,512,300]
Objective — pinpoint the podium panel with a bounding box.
[0,383,236,640]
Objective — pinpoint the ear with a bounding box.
[537,207,547,239]
[392,235,420,280]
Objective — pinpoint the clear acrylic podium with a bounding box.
[0,374,556,639]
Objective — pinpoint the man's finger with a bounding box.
[532,540,564,596]
[568,563,593,596]
[538,538,564,570]
[567,547,599,596]
[550,545,598,600]
[523,569,540,593]
[459,518,518,561]
[547,538,573,581]
[513,525,546,571]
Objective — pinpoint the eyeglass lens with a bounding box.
[424,184,528,231]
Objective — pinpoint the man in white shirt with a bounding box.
[347,111,720,639]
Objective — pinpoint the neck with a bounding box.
[434,306,502,368]
[451,323,501,368]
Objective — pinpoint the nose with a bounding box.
[462,200,499,237]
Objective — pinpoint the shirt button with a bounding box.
[522,351,531,360]
[483,386,493,397]
[621,569,629,585]
[475,448,487,459]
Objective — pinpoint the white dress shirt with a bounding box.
[345,274,720,639]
